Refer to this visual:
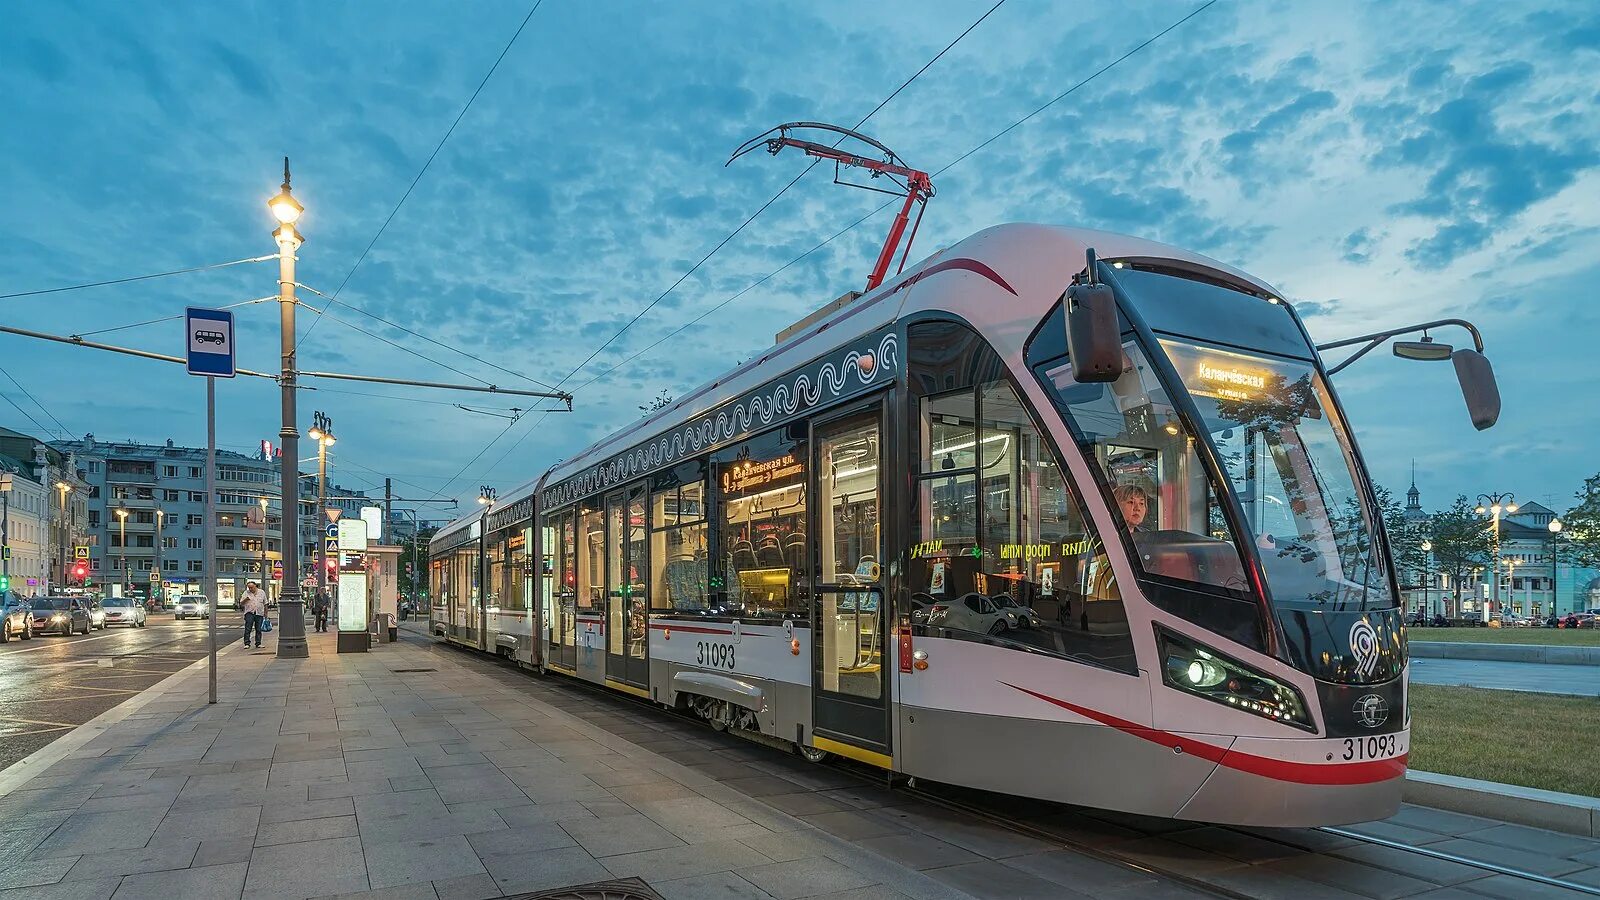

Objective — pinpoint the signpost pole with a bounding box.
[206,376,217,704]
[185,305,234,702]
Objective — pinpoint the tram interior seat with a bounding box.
[1135,530,1246,586]
[756,538,784,568]
[784,533,807,576]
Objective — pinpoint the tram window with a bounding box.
[924,393,977,471]
[485,537,505,612]
[651,461,710,613]
[606,494,625,656]
[578,503,603,613]
[559,513,577,649]
[908,321,1136,673]
[625,485,648,654]
[714,426,807,622]
[1043,342,1248,592]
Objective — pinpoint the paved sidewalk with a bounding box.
[0,628,970,900]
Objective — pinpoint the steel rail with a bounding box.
[1319,825,1600,896]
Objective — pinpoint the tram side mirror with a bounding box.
[1394,338,1453,361]
[1452,348,1500,431]
[1065,249,1122,383]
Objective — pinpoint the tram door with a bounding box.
[604,484,649,687]
[811,411,889,758]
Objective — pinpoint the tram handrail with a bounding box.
[815,583,883,670]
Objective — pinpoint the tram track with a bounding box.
[412,634,1600,899]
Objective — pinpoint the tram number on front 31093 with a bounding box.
[1342,734,1399,761]
[697,641,735,670]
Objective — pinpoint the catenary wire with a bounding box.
[553,0,1010,393]
[450,2,1013,495]
[0,255,276,301]
[297,0,545,349]
[577,0,1222,394]
[0,365,72,440]
[0,390,59,440]
[296,283,560,391]
[72,296,275,340]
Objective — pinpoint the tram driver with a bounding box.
[1112,482,1153,533]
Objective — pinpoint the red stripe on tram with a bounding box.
[1001,682,1406,786]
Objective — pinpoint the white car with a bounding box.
[175,594,210,620]
[101,597,148,627]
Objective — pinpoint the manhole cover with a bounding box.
[389,668,436,673]
[507,877,664,900]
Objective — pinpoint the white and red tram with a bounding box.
[430,223,1495,826]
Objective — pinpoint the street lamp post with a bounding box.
[1475,491,1517,621]
[1549,518,1564,619]
[1421,539,1434,619]
[259,496,270,603]
[153,507,164,605]
[309,412,335,600]
[54,481,71,593]
[0,475,12,593]
[270,159,309,659]
[115,506,128,599]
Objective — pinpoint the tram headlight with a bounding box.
[1158,628,1313,731]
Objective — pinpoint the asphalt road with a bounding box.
[0,611,248,771]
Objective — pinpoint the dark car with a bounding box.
[30,596,90,635]
[0,592,33,642]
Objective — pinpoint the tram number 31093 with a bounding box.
[1341,734,1399,761]
[697,641,736,670]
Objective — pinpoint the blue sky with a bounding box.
[1,0,1596,518]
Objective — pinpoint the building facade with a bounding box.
[0,427,89,594]
[51,435,283,605]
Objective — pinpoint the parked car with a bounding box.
[175,594,210,620]
[84,598,107,630]
[0,592,33,642]
[100,597,147,628]
[30,596,90,635]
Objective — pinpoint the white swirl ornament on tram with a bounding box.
[1348,617,1379,679]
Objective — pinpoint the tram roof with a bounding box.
[533,222,1275,494]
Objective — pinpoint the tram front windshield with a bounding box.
[1041,286,1391,614]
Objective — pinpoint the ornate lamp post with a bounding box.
[1548,518,1564,618]
[115,506,128,599]
[270,161,309,659]
[1476,491,1517,620]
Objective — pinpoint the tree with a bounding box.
[640,390,673,416]
[1563,472,1600,569]
[400,525,439,601]
[1426,495,1495,617]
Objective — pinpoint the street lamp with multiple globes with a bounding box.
[270,159,310,660]
[308,412,336,600]
[1475,491,1517,619]
[1548,517,1564,618]
[1420,539,1434,618]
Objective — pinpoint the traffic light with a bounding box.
[72,561,88,582]
[0,575,9,591]
[325,555,338,573]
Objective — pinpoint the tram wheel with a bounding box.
[708,700,733,732]
[797,744,829,764]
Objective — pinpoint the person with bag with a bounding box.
[311,589,331,633]
[240,581,268,649]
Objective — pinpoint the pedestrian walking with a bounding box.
[241,581,268,649]
[312,588,331,633]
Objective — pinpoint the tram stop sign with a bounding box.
[185,307,236,378]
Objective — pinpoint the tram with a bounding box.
[430,223,1500,826]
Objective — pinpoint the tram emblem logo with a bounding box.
[1348,618,1380,679]
[1352,693,1389,729]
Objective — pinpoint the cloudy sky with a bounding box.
[1,0,1596,520]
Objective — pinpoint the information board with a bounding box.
[338,572,368,631]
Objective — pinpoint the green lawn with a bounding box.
[1408,627,1600,646]
[1409,684,1600,797]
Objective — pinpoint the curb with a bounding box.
[0,652,213,799]
[1410,641,1600,666]
[1405,770,1600,838]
